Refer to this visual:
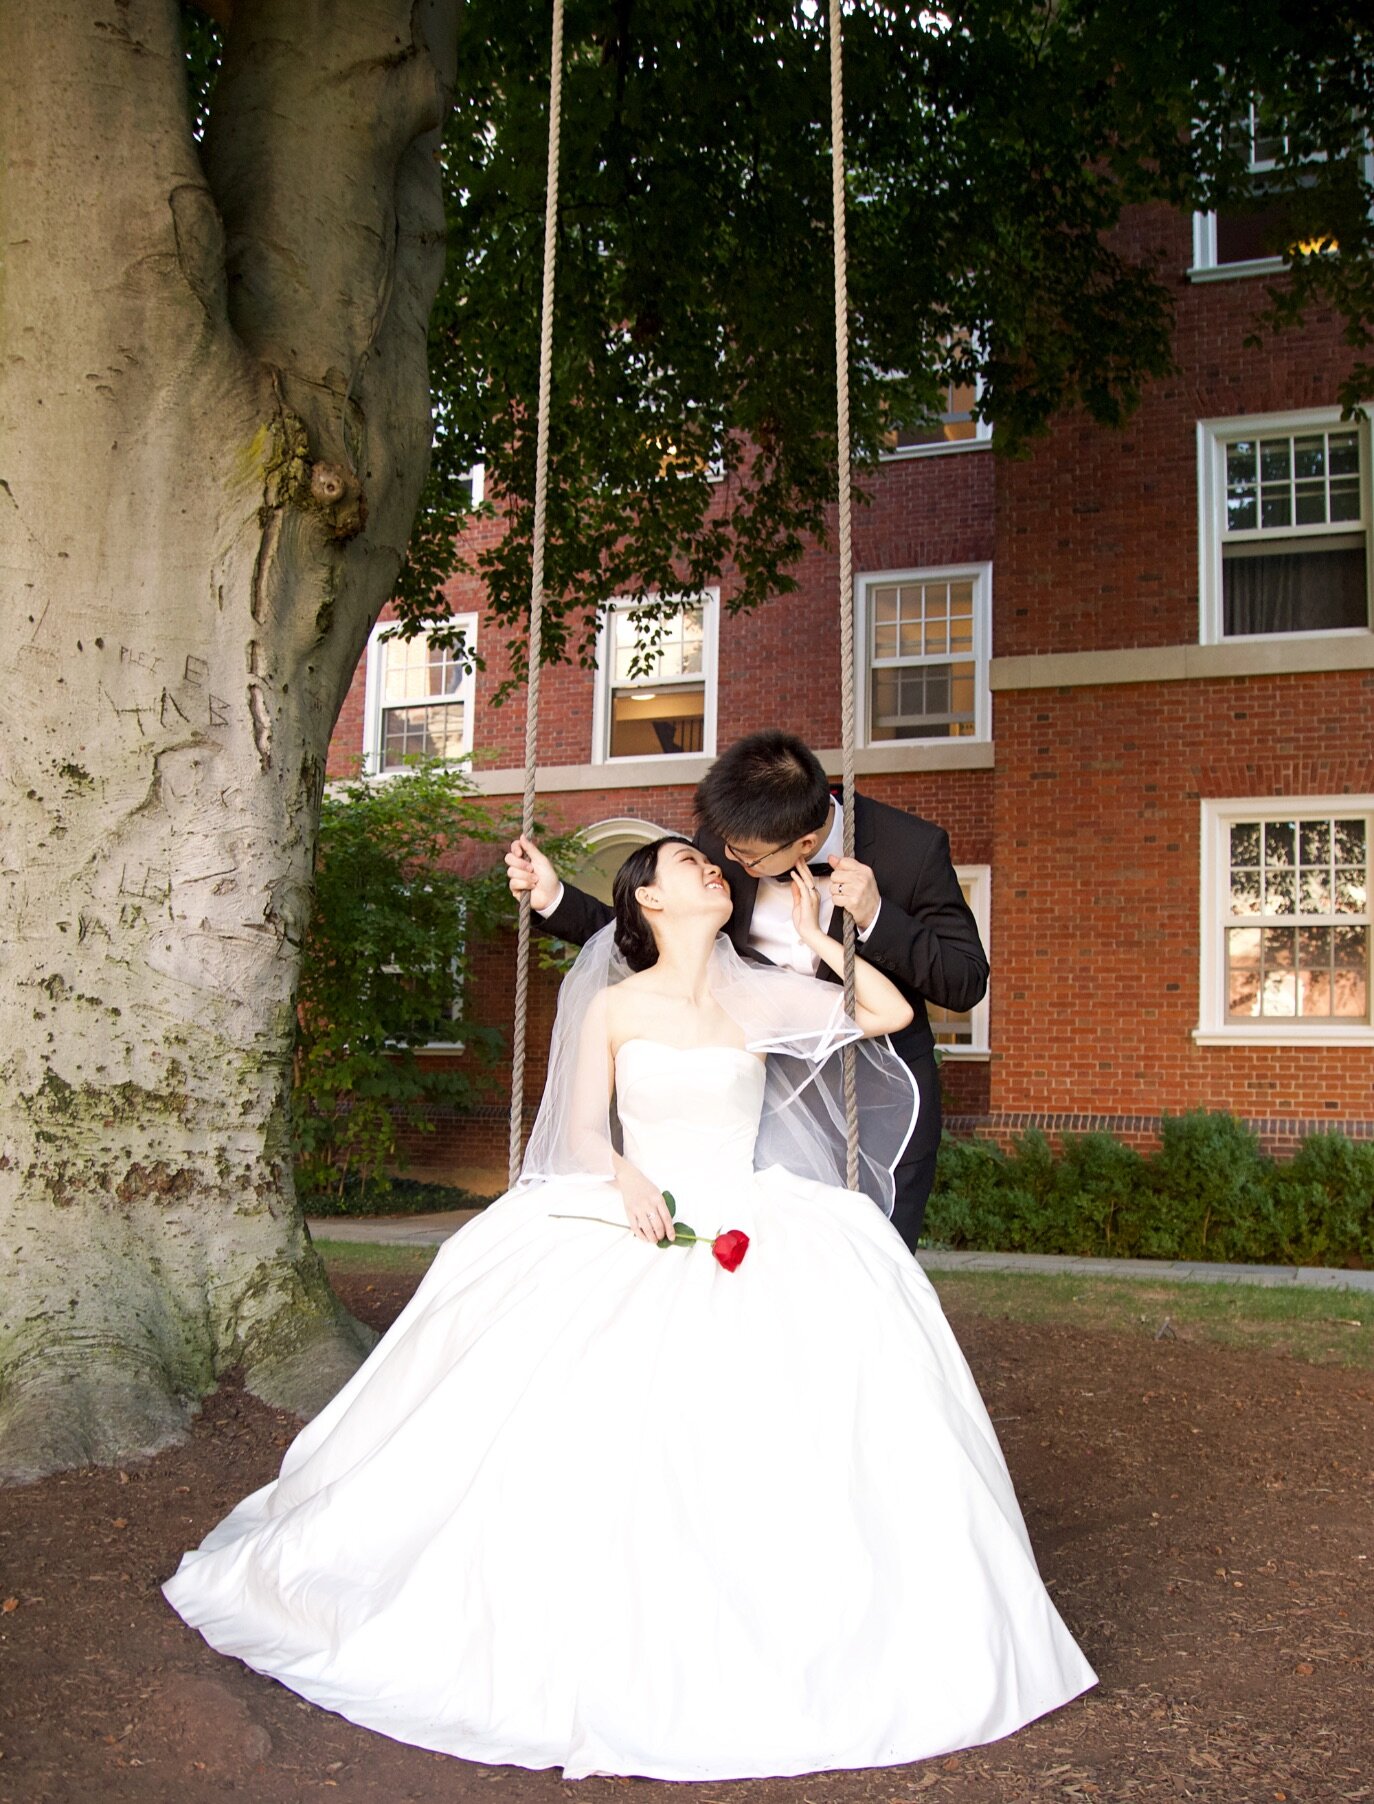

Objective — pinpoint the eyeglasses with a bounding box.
[722,837,799,873]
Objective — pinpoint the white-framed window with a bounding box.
[1197,409,1372,643]
[880,337,992,457]
[592,591,718,763]
[1196,798,1372,1046]
[1192,101,1300,276]
[379,943,466,1051]
[362,614,478,776]
[856,564,992,745]
[456,461,485,509]
[928,865,990,1056]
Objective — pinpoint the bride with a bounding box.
[163,836,1096,1781]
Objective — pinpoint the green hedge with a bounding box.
[925,1113,1374,1267]
[299,1175,496,1219]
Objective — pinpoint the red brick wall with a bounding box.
[986,672,1374,1135]
[324,196,1374,1182]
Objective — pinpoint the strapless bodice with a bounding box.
[614,1039,766,1204]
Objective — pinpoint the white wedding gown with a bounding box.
[164,1040,1096,1780]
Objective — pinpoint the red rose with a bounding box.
[711,1229,750,1272]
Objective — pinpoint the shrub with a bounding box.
[1268,1133,1374,1267]
[292,760,578,1202]
[1050,1132,1149,1257]
[1145,1111,1277,1262]
[928,1116,1371,1267]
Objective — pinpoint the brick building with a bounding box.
[327,197,1374,1184]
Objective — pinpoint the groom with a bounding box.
[507,730,988,1251]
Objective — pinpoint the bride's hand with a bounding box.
[788,861,825,944]
[616,1163,675,1244]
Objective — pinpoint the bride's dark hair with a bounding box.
[612,836,695,972]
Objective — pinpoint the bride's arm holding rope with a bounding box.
[789,864,913,1038]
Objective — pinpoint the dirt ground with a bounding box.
[1,1268,1370,1804]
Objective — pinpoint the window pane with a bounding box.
[1226,925,1261,1016]
[1335,869,1367,913]
[382,638,462,704]
[1263,821,1296,867]
[1333,926,1369,1019]
[1229,869,1261,915]
[1260,489,1292,529]
[1230,821,1261,866]
[1299,820,1330,864]
[381,702,466,770]
[1223,545,1368,635]
[1299,868,1332,913]
[1335,819,1366,864]
[873,587,899,625]
[1292,436,1325,481]
[873,624,899,661]
[609,684,705,758]
[1261,926,1298,1015]
[921,618,948,656]
[1259,438,1292,484]
[1264,868,1296,914]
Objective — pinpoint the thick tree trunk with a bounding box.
[0,0,457,1481]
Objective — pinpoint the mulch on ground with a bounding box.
[1,1268,1370,1804]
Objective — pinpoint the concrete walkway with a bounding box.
[307,1210,1374,1294]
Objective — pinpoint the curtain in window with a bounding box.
[1223,544,1367,635]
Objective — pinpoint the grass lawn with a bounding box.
[315,1239,1374,1370]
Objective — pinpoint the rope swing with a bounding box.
[826,0,862,1192]
[507,0,565,1187]
[507,0,863,1190]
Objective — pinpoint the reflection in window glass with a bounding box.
[1226,813,1370,1021]
[868,579,978,740]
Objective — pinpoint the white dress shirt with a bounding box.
[744,801,879,975]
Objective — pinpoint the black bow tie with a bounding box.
[773,864,833,884]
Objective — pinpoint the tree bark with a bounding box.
[0,0,458,1481]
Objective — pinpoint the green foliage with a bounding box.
[292,762,578,1201]
[1145,1110,1277,1262]
[298,1175,497,1219]
[394,2,1374,675]
[926,1114,1374,1268]
[174,9,1373,677]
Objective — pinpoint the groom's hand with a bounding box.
[505,835,560,913]
[828,857,880,931]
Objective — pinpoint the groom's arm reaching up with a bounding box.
[505,837,613,947]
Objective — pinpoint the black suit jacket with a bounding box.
[540,793,988,1157]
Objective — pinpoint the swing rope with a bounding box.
[507,0,863,1192]
[827,0,862,1192]
[508,0,566,1188]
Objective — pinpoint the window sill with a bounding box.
[878,437,993,462]
[1186,258,1287,283]
[1192,1026,1374,1048]
[934,1047,991,1061]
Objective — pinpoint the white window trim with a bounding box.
[933,864,991,1058]
[591,589,719,766]
[1196,407,1373,647]
[1188,208,1286,281]
[878,360,993,462]
[1195,795,1374,1047]
[362,612,479,778]
[855,563,993,749]
[1190,145,1372,279]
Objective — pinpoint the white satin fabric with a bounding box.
[164,1041,1096,1780]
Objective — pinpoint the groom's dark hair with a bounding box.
[695,731,832,846]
